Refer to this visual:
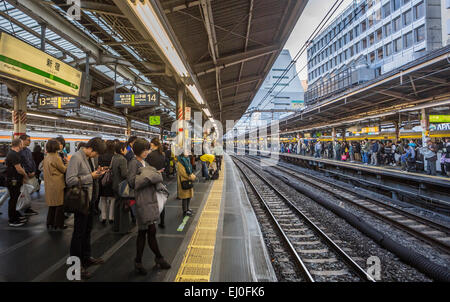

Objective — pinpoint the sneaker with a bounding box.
[19,216,28,222]
[9,220,25,227]
[24,208,38,216]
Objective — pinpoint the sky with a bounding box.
[283,0,354,80]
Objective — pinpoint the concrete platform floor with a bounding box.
[0,154,275,282]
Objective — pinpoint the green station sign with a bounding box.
[149,115,160,126]
[429,115,450,123]
[0,32,82,96]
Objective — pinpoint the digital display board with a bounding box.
[0,32,82,96]
[114,92,159,107]
[38,96,79,109]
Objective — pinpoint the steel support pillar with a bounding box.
[421,108,428,147]
[126,117,131,137]
[176,86,185,153]
[10,85,31,139]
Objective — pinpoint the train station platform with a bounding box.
[0,154,274,282]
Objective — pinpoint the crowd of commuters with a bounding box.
[0,133,223,280]
[280,137,450,176]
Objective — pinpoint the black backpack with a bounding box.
[211,170,219,180]
[0,162,7,187]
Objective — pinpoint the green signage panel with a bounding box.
[114,92,159,107]
[149,115,160,126]
[429,115,450,123]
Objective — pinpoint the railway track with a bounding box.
[249,155,450,255]
[232,156,375,282]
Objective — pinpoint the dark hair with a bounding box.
[115,141,127,154]
[85,137,106,154]
[55,136,65,147]
[19,134,30,141]
[11,138,22,148]
[46,139,60,153]
[150,137,163,154]
[77,142,86,151]
[33,145,42,153]
[127,136,138,146]
[132,138,150,157]
[105,140,115,154]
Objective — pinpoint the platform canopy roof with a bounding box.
[0,0,308,130]
[272,46,450,135]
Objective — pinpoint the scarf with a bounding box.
[178,155,193,175]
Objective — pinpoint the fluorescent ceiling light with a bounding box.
[101,124,124,129]
[66,118,96,125]
[27,113,59,120]
[187,84,205,105]
[129,1,207,108]
[133,3,188,77]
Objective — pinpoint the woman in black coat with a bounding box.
[98,140,115,224]
[112,142,131,233]
[145,137,166,228]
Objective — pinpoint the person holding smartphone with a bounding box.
[66,137,107,280]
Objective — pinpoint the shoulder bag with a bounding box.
[64,177,89,215]
[180,174,194,190]
[101,157,114,187]
[118,179,134,199]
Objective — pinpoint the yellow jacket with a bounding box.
[200,154,215,163]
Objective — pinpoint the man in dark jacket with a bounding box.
[19,135,38,216]
[371,140,379,165]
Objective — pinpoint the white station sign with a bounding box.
[0,32,82,96]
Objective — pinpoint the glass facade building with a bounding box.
[306,0,442,104]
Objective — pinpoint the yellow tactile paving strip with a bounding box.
[175,164,225,282]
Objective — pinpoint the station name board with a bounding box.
[38,96,79,109]
[0,32,82,96]
[429,115,450,123]
[430,123,450,131]
[114,92,159,107]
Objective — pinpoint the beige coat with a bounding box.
[43,153,67,207]
[177,162,196,199]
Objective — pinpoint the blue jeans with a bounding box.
[202,161,209,180]
[362,152,368,163]
[315,150,321,158]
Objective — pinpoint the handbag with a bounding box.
[64,177,89,215]
[181,175,194,190]
[118,179,134,199]
[101,158,114,187]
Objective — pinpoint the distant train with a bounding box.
[0,131,127,162]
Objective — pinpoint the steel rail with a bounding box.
[251,155,450,255]
[232,155,375,282]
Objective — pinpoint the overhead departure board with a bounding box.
[0,32,82,96]
[38,96,79,109]
[114,92,159,107]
